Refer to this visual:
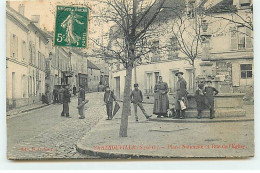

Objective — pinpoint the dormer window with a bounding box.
[239,0,251,7]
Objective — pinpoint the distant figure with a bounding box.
[130,83,152,122]
[53,88,59,104]
[61,85,71,118]
[204,80,219,119]
[174,72,188,119]
[195,83,205,119]
[78,85,86,119]
[104,86,116,120]
[73,85,77,96]
[58,87,64,104]
[153,76,169,118]
[45,89,51,105]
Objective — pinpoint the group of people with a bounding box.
[55,71,219,121]
[151,72,219,119]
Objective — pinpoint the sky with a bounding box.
[9,0,94,31]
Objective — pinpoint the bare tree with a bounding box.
[91,0,172,137]
[168,1,202,91]
[204,1,253,38]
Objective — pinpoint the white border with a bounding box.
[1,0,260,170]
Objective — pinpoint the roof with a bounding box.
[205,0,237,14]
[87,60,100,70]
[6,5,49,44]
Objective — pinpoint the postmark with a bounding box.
[54,5,89,48]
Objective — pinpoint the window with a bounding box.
[230,26,253,50]
[22,41,26,61]
[169,37,178,59]
[38,52,41,68]
[152,40,159,55]
[39,37,41,48]
[10,34,18,58]
[238,26,246,50]
[29,42,33,63]
[240,64,252,79]
[145,73,153,94]
[239,0,251,7]
[169,70,179,93]
[154,72,160,84]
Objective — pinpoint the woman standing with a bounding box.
[153,76,169,118]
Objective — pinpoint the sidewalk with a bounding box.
[6,102,50,117]
[76,104,254,158]
[6,96,78,118]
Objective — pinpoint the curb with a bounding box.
[6,104,51,118]
[76,144,187,159]
[149,118,254,123]
[76,143,241,159]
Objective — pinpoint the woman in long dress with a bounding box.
[153,76,169,118]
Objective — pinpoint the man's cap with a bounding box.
[134,83,139,87]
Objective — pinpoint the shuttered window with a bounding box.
[230,27,238,50]
[10,34,18,58]
[246,28,253,49]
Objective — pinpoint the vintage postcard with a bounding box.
[6,0,254,160]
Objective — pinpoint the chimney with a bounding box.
[6,1,10,7]
[18,4,25,16]
[31,15,40,27]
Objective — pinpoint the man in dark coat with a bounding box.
[173,72,188,119]
[204,80,219,119]
[104,86,116,120]
[61,85,71,118]
[53,88,58,104]
[195,83,205,119]
[73,85,77,96]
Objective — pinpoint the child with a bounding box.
[195,83,205,119]
[130,84,152,122]
[104,86,116,120]
[204,80,219,119]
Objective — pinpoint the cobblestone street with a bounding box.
[7,92,106,160]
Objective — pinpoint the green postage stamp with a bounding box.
[54,5,89,48]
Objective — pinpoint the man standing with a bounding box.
[174,72,188,119]
[61,85,71,118]
[130,84,152,122]
[104,86,116,120]
[73,85,77,96]
[53,88,58,104]
[204,80,219,119]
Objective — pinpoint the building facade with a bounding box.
[6,4,49,110]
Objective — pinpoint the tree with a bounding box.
[204,0,253,37]
[167,1,202,91]
[91,0,170,137]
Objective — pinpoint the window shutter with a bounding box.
[230,27,238,50]
[232,63,240,86]
[246,28,253,49]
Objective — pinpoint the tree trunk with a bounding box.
[192,65,196,93]
[119,65,133,137]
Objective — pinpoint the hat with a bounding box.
[175,72,184,76]
[198,83,204,89]
[134,83,139,87]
